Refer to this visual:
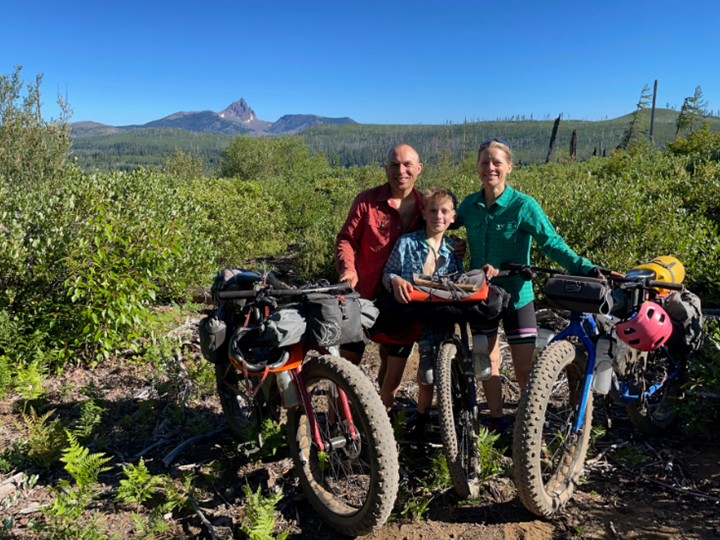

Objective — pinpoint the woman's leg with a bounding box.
[503,302,538,390]
[377,344,389,388]
[480,334,504,418]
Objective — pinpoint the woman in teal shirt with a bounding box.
[457,138,601,433]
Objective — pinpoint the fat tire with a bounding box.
[513,340,592,517]
[436,341,480,499]
[287,355,398,536]
[625,350,687,436]
[216,363,254,441]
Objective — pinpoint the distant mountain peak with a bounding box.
[220,98,257,124]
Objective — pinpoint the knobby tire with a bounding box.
[436,340,480,499]
[287,355,399,536]
[513,340,592,517]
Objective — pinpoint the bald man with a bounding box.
[334,144,426,405]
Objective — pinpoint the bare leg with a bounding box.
[380,355,408,411]
[377,344,389,389]
[509,342,535,390]
[340,348,361,366]
[416,374,434,415]
[479,334,504,418]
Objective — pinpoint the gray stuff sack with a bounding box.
[663,289,704,354]
[199,309,230,364]
[260,305,308,347]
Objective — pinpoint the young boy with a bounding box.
[381,187,461,437]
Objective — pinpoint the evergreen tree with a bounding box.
[618,84,652,150]
[676,86,708,137]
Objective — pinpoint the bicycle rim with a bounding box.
[288,355,398,536]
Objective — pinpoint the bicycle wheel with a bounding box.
[216,363,254,441]
[513,340,592,517]
[287,355,398,536]
[436,340,481,499]
[625,349,688,436]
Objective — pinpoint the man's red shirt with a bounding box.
[335,183,424,300]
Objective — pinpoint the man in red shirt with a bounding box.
[335,144,426,399]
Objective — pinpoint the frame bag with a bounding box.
[544,275,613,314]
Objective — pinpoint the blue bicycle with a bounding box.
[504,263,689,517]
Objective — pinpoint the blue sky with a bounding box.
[2,0,719,126]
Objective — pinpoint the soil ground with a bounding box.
[1,309,719,540]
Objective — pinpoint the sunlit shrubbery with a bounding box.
[1,168,215,364]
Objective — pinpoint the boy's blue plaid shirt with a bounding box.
[456,185,594,309]
[382,230,461,292]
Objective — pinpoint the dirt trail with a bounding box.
[1,315,719,540]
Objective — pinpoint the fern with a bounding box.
[73,398,107,441]
[240,484,288,540]
[116,458,160,507]
[61,431,111,489]
[42,436,117,540]
[17,407,67,468]
[13,358,47,401]
[476,426,503,483]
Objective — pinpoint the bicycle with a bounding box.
[503,262,689,517]
[212,272,399,536]
[381,269,509,499]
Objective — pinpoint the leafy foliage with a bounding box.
[42,433,115,540]
[116,458,161,507]
[0,65,72,188]
[17,407,67,468]
[239,484,289,540]
[163,148,206,180]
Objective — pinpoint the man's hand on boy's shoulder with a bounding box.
[449,235,467,260]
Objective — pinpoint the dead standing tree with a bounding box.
[546,114,561,163]
[569,129,577,158]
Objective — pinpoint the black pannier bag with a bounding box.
[199,305,231,364]
[544,275,613,314]
[379,283,510,325]
[305,292,366,347]
[662,289,704,354]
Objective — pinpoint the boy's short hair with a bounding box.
[423,187,457,210]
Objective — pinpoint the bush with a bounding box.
[0,168,215,364]
[0,65,72,188]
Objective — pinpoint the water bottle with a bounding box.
[591,335,613,395]
[472,333,492,381]
[531,327,556,362]
[276,370,299,408]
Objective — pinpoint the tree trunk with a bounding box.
[649,79,658,144]
[569,129,577,158]
[546,115,561,163]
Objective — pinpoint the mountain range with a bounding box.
[70,99,357,137]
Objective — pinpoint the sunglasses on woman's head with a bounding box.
[480,137,511,148]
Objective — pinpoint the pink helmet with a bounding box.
[616,302,673,351]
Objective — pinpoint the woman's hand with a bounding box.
[450,235,467,260]
[482,264,499,280]
[391,277,414,304]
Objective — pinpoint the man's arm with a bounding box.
[335,197,365,287]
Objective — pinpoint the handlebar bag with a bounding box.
[305,291,369,347]
[544,275,613,314]
[408,269,489,302]
[379,283,510,325]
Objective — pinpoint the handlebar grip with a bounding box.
[649,280,684,291]
[500,262,525,271]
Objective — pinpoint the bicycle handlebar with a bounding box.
[497,263,683,292]
[218,281,352,300]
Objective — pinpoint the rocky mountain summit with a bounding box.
[71,99,356,137]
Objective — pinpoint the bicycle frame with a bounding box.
[549,311,682,433]
[548,312,599,434]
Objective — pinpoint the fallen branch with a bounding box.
[162,426,229,468]
[134,438,169,459]
[639,474,720,504]
[186,491,218,540]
